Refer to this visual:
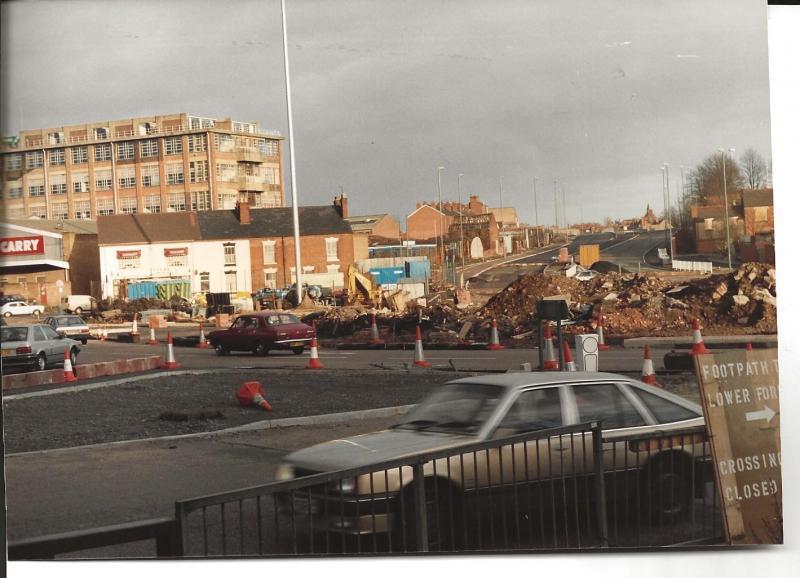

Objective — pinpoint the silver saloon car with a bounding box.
[1,324,81,373]
[275,372,707,545]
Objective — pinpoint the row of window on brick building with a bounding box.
[3,134,278,171]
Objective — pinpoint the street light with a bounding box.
[499,176,505,256]
[719,148,735,269]
[533,177,540,246]
[436,166,445,281]
[664,162,673,259]
[457,173,465,281]
[280,0,304,302]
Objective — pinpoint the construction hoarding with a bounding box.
[578,244,600,268]
[694,349,782,544]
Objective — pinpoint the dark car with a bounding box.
[207,311,316,356]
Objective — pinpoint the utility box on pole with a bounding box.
[575,333,599,371]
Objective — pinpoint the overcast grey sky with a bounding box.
[0,0,772,226]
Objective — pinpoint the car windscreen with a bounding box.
[392,382,505,434]
[1,327,29,342]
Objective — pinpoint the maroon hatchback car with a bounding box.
[207,311,315,356]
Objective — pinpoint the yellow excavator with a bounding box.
[346,264,382,306]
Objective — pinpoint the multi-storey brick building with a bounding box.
[0,113,284,221]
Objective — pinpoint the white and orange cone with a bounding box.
[690,318,711,355]
[63,348,77,382]
[131,313,139,336]
[236,381,273,412]
[307,335,324,369]
[487,318,504,350]
[562,339,577,372]
[413,325,431,368]
[148,326,158,345]
[369,313,384,346]
[161,331,181,369]
[99,326,106,341]
[196,323,210,349]
[542,322,559,371]
[596,312,610,351]
[641,344,658,386]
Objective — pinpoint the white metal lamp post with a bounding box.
[457,173,465,280]
[664,162,672,259]
[281,0,303,301]
[436,166,445,281]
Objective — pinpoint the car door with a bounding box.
[239,316,259,349]
[40,324,66,358]
[222,316,247,350]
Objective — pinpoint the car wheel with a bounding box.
[291,346,304,355]
[70,348,78,368]
[33,310,41,318]
[642,455,692,524]
[35,352,47,372]
[3,311,11,318]
[253,342,269,356]
[81,339,88,345]
[214,343,230,356]
[74,307,83,315]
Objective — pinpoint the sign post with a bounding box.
[694,349,782,544]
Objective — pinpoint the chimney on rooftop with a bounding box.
[236,201,251,225]
[334,193,349,219]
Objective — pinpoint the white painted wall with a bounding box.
[98,239,252,299]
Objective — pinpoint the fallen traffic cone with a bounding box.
[542,322,559,371]
[196,323,210,349]
[307,335,324,369]
[413,325,431,367]
[690,318,711,355]
[641,344,658,386]
[562,339,576,372]
[147,326,159,345]
[369,313,384,345]
[236,381,272,411]
[161,331,181,369]
[487,318,504,350]
[63,348,77,382]
[131,313,140,336]
[596,312,610,351]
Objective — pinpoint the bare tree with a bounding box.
[740,148,767,189]
[690,152,744,202]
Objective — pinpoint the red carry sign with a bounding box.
[164,247,188,257]
[0,236,45,255]
[116,250,141,259]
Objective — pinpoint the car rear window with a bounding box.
[68,317,85,326]
[632,388,700,424]
[1,327,29,342]
[56,317,71,326]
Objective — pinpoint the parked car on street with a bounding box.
[1,300,44,318]
[1,324,80,372]
[275,372,707,547]
[206,311,316,356]
[42,315,91,345]
[60,294,97,315]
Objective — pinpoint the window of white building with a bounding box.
[167,163,184,185]
[6,154,22,171]
[94,170,111,191]
[51,201,69,220]
[141,164,160,187]
[223,243,236,265]
[74,200,91,219]
[117,141,134,160]
[28,179,45,197]
[188,134,207,152]
[140,139,159,158]
[94,143,112,161]
[190,190,211,211]
[120,197,137,214]
[164,137,183,155]
[26,151,43,169]
[189,160,208,183]
[72,146,88,164]
[49,149,66,166]
[118,166,136,188]
[144,194,162,213]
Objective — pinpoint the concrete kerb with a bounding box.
[2,369,220,401]
[6,404,415,458]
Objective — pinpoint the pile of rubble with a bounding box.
[301,263,777,344]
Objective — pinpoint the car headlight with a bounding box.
[275,463,295,481]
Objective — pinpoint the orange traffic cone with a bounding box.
[596,312,610,351]
[542,322,559,370]
[641,344,658,386]
[63,348,77,382]
[487,318,504,350]
[161,331,181,369]
[196,323,210,349]
[369,313,384,346]
[690,318,711,355]
[307,335,324,369]
[562,339,576,372]
[99,326,106,341]
[131,313,139,336]
[147,326,159,345]
[413,325,431,368]
[745,343,753,351]
[236,381,273,411]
